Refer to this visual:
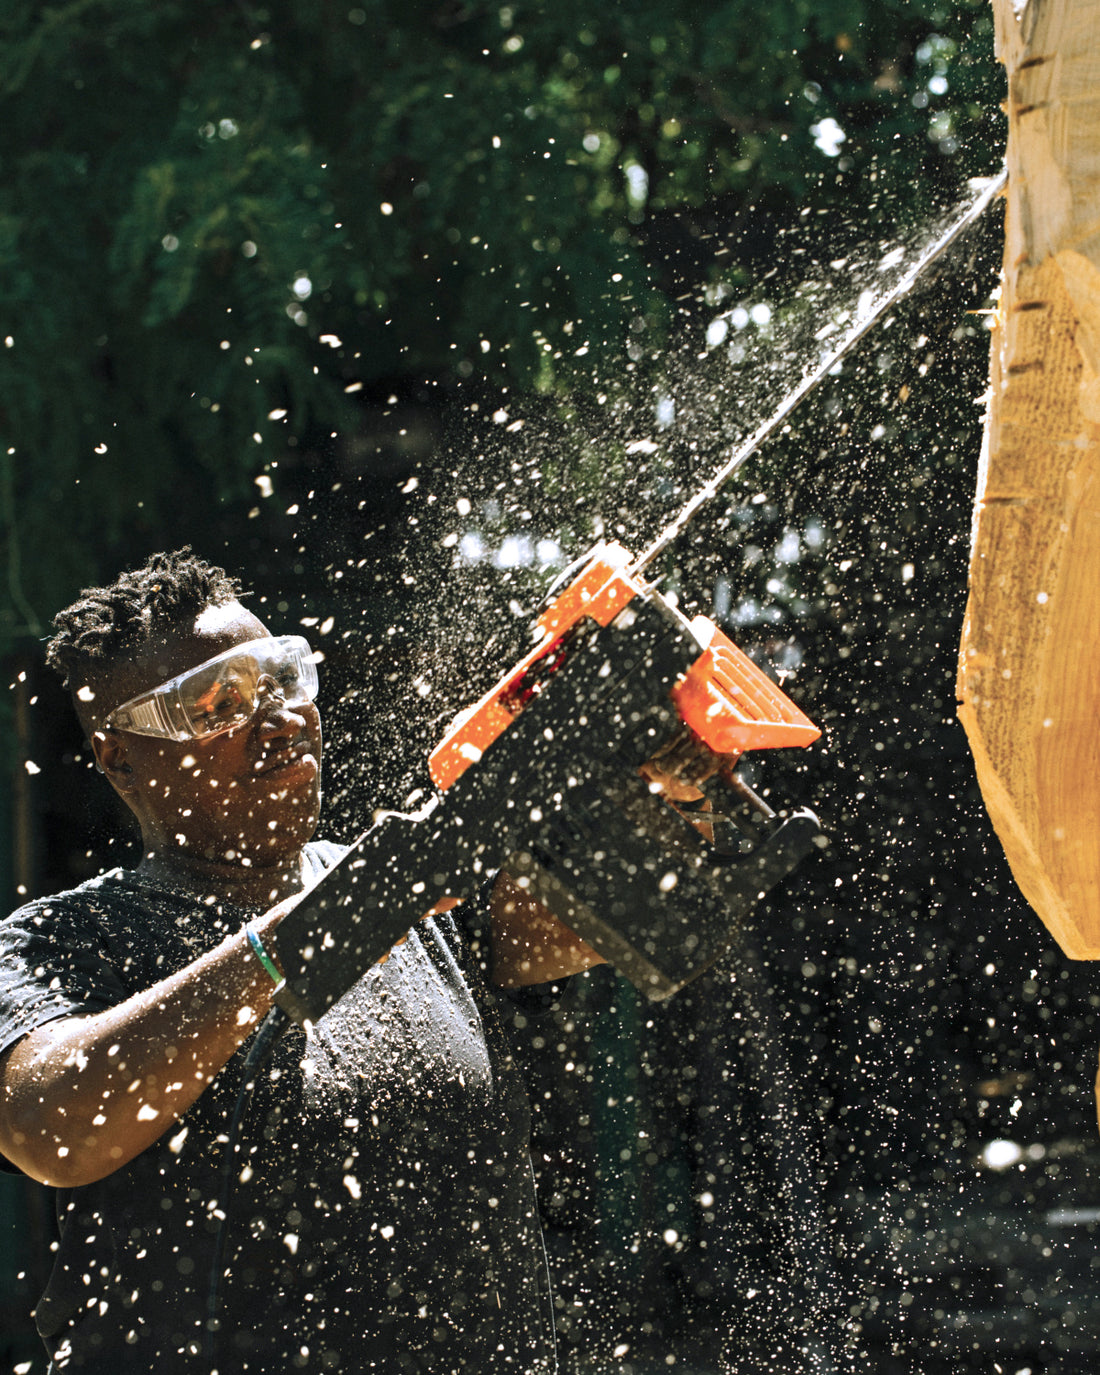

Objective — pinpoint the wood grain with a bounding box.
[958,0,1100,957]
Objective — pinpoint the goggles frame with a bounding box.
[104,635,318,742]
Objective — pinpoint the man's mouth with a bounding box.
[253,738,315,775]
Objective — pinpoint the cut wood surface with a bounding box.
[958,0,1100,957]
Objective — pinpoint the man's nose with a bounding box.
[253,679,303,735]
[256,673,286,706]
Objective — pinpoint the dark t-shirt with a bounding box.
[0,845,556,1374]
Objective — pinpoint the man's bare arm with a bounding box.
[0,862,607,1187]
[487,759,715,988]
[0,906,289,1189]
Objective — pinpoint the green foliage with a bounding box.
[0,0,1002,645]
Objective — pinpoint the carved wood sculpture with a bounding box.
[958,0,1100,958]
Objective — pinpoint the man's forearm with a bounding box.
[490,871,605,987]
[0,910,285,1188]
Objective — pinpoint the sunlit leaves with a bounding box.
[0,0,1002,644]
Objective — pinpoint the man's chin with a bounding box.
[253,800,322,857]
[196,794,321,866]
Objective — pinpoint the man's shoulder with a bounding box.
[0,871,157,988]
[9,839,343,909]
[3,867,135,927]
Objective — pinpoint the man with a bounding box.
[0,548,604,1373]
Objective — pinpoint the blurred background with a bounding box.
[3,3,1097,1372]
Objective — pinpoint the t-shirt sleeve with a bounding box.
[443,874,498,984]
[0,894,129,1062]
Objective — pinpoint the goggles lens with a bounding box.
[106,636,319,741]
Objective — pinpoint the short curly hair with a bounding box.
[46,549,246,705]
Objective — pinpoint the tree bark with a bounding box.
[958,0,1100,958]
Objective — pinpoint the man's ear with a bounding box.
[91,729,135,790]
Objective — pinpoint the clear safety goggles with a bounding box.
[105,635,319,742]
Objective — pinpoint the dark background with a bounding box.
[5,4,1100,1372]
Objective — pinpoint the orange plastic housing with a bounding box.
[670,620,820,758]
[429,545,641,790]
[428,543,820,790]
[534,542,637,637]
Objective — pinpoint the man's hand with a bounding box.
[489,871,605,988]
[639,758,716,842]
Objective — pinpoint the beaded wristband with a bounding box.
[244,923,285,991]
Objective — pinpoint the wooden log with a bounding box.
[958,0,1100,958]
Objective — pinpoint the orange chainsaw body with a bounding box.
[429,543,820,791]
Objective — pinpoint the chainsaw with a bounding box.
[269,171,1008,1027]
[270,541,822,1025]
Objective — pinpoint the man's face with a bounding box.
[92,602,323,868]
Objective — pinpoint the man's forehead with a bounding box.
[131,602,268,680]
[84,601,270,723]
